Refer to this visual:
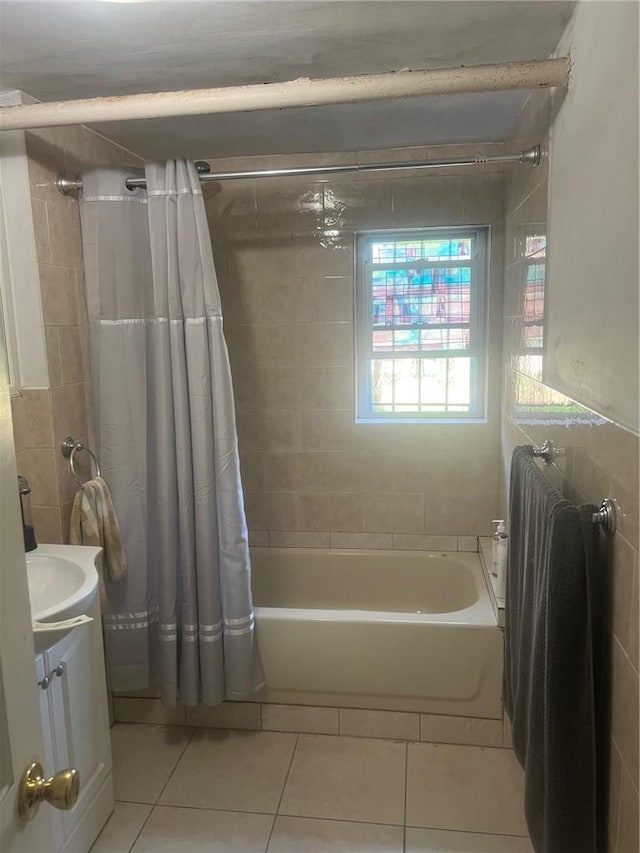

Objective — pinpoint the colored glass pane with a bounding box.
[371,238,472,264]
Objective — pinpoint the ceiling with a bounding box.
[0,1,576,159]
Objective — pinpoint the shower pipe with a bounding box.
[56,146,542,194]
[0,57,570,132]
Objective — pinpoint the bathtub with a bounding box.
[251,547,503,719]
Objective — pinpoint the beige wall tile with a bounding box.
[339,708,419,741]
[628,558,639,672]
[113,697,186,726]
[268,531,331,548]
[60,499,73,544]
[31,505,63,544]
[15,448,58,506]
[236,408,298,450]
[243,490,298,531]
[44,328,63,387]
[30,198,51,264]
[301,322,353,368]
[39,264,79,326]
[297,409,358,452]
[264,452,331,491]
[617,763,639,853]
[391,176,465,228]
[392,534,457,551]
[296,492,362,533]
[362,493,425,534]
[26,130,67,204]
[185,701,261,730]
[325,452,365,492]
[606,742,623,853]
[239,450,266,491]
[330,532,393,550]
[611,636,639,789]
[262,704,339,735]
[48,201,84,267]
[603,534,638,664]
[58,326,85,384]
[458,536,479,552]
[50,383,88,446]
[11,390,53,450]
[248,529,269,547]
[420,714,503,747]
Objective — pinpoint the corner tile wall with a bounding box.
[205,144,507,547]
[11,127,142,543]
[501,89,639,852]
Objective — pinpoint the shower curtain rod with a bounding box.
[56,145,541,194]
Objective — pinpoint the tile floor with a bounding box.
[92,723,534,852]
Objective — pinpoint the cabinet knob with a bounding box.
[39,676,50,690]
[54,664,65,677]
[18,762,80,820]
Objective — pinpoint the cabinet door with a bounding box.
[34,654,65,852]
[46,618,111,840]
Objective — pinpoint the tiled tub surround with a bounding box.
[93,722,532,852]
[11,124,142,544]
[112,697,511,750]
[204,144,507,543]
[500,86,639,852]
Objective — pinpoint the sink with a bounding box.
[26,544,101,651]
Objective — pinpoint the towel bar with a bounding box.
[61,436,102,486]
[592,498,616,534]
[528,443,616,533]
[532,440,566,464]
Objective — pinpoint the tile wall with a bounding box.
[11,126,142,543]
[500,89,639,852]
[205,144,507,545]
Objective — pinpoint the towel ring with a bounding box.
[61,436,102,486]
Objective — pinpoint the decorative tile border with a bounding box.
[113,697,510,749]
[249,531,479,552]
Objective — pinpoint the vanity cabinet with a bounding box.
[35,599,113,852]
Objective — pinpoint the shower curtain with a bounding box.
[79,161,264,706]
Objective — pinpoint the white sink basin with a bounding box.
[26,544,101,651]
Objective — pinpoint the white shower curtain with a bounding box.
[79,160,264,706]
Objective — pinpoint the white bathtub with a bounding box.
[251,548,503,719]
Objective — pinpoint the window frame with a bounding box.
[355,226,489,424]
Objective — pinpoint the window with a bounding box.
[355,227,488,422]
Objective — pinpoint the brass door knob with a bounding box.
[18,762,80,821]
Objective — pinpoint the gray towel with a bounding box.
[503,446,599,853]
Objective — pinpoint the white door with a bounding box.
[0,309,54,849]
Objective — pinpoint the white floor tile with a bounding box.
[406,742,528,836]
[159,729,297,813]
[406,827,534,852]
[131,806,273,852]
[90,802,152,853]
[268,816,404,852]
[279,735,406,825]
[111,724,193,804]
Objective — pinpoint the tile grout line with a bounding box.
[403,741,409,853]
[154,726,198,806]
[265,733,299,851]
[125,803,155,853]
